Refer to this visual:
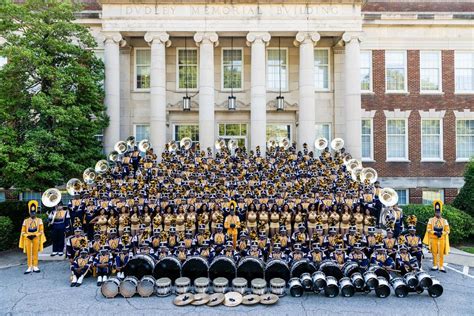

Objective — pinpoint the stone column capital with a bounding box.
[246,32,271,46]
[294,31,320,47]
[100,32,127,47]
[145,32,171,47]
[194,32,219,47]
[342,31,365,44]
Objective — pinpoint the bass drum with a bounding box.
[154,256,181,282]
[124,254,156,280]
[342,261,360,277]
[319,259,344,281]
[290,259,317,279]
[237,257,265,283]
[181,256,209,282]
[265,259,290,283]
[209,256,237,281]
[368,265,390,281]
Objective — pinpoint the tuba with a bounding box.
[95,159,109,174]
[168,141,178,153]
[360,167,378,184]
[279,137,291,150]
[83,168,96,185]
[351,167,363,182]
[346,159,362,172]
[108,151,119,163]
[180,137,193,150]
[266,138,277,150]
[66,178,83,196]
[138,139,151,153]
[330,138,344,151]
[314,137,328,151]
[114,141,127,155]
[41,188,62,208]
[228,139,239,151]
[126,136,136,151]
[215,138,226,151]
[379,188,398,207]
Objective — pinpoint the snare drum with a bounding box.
[339,277,355,297]
[368,265,389,281]
[270,278,286,296]
[101,277,121,298]
[416,271,433,289]
[350,272,365,290]
[342,261,360,278]
[265,259,290,283]
[311,271,327,292]
[319,259,343,281]
[232,277,248,294]
[237,257,265,282]
[391,277,408,298]
[209,256,236,281]
[154,256,181,282]
[288,277,304,297]
[291,259,317,279]
[427,278,443,298]
[194,277,210,294]
[155,277,172,297]
[363,270,379,290]
[251,278,267,295]
[403,272,418,289]
[375,277,391,298]
[124,254,156,279]
[120,276,139,298]
[213,277,229,293]
[175,277,191,294]
[300,272,313,291]
[137,275,156,297]
[324,276,339,298]
[182,256,209,282]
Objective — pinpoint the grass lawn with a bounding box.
[459,246,474,254]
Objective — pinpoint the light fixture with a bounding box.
[228,36,236,111]
[183,36,191,111]
[276,36,284,111]
[183,96,191,111]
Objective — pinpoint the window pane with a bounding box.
[174,125,199,143]
[387,120,407,159]
[422,189,444,205]
[223,49,243,89]
[178,49,198,89]
[315,50,329,90]
[456,120,474,159]
[361,119,372,159]
[267,49,287,90]
[395,189,408,205]
[267,124,291,142]
[386,52,406,91]
[360,51,372,91]
[135,125,150,142]
[0,191,5,202]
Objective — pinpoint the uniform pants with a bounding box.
[25,237,39,267]
[51,228,65,253]
[430,237,446,268]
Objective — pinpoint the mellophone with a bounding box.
[101,254,443,300]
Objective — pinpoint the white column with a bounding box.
[295,32,320,151]
[342,32,364,159]
[194,32,219,152]
[145,32,170,157]
[246,32,271,156]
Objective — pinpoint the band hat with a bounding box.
[433,199,443,214]
[28,200,39,214]
[241,294,260,305]
[173,293,194,306]
[224,292,242,307]
[207,293,225,306]
[259,293,279,305]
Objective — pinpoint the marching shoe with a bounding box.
[97,276,103,286]
[51,252,57,257]
[103,276,108,282]
[58,252,64,256]
[440,268,447,273]
[24,267,32,274]
[431,266,438,271]
[71,275,77,287]
[33,266,40,273]
[77,275,85,287]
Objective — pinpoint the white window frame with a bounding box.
[218,122,248,149]
[394,189,409,205]
[385,50,408,93]
[455,119,474,161]
[422,189,444,205]
[421,118,444,162]
[386,118,409,161]
[361,118,374,161]
[315,123,332,141]
[134,48,151,91]
[133,124,150,142]
[314,47,331,92]
[266,123,292,142]
[266,47,289,92]
[455,51,474,94]
[176,47,199,92]
[419,51,443,94]
[172,124,200,143]
[221,47,244,92]
[360,50,373,93]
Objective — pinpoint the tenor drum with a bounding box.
[124,254,156,279]
[251,278,267,295]
[416,271,433,289]
[288,277,304,297]
[182,256,209,282]
[300,272,313,291]
[265,259,290,283]
[137,275,156,297]
[350,272,365,290]
[311,271,327,292]
[290,259,317,279]
[324,276,339,298]
[368,265,390,281]
[342,261,360,277]
[175,277,191,294]
[194,277,210,294]
[232,277,248,295]
[270,278,286,296]
[155,277,172,297]
[375,277,391,298]
[154,256,181,282]
[427,278,443,298]
[319,259,343,281]
[363,270,379,290]
[339,277,355,297]
[119,276,139,298]
[403,272,418,289]
[391,277,408,298]
[101,277,121,298]
[213,277,229,293]
[209,256,236,281]
[237,257,265,282]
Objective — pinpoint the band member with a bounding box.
[383,228,397,260]
[292,223,309,250]
[371,245,395,269]
[308,242,325,266]
[248,241,262,259]
[365,226,377,258]
[174,241,190,263]
[107,228,122,257]
[115,247,130,279]
[150,228,162,253]
[70,248,91,287]
[323,226,338,255]
[237,231,250,257]
[196,240,214,262]
[167,226,178,250]
[405,222,423,267]
[396,244,418,275]
[343,226,359,253]
[423,200,450,272]
[94,246,112,286]
[48,202,69,256]
[183,230,195,251]
[224,203,240,248]
[257,231,270,261]
[268,243,287,262]
[211,223,227,254]
[19,201,46,274]
[66,227,88,262]
[223,241,239,262]
[330,244,347,268]
[89,232,102,256]
[289,243,305,263]
[348,243,369,270]
[156,242,171,260]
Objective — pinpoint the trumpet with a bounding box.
[66,178,82,196]
[83,168,96,185]
[41,188,62,208]
[315,137,328,150]
[138,139,151,153]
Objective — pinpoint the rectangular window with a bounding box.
[266,124,291,142]
[267,48,288,91]
[218,123,248,149]
[386,119,408,160]
[174,125,199,144]
[222,48,243,90]
[360,51,372,92]
[315,123,331,141]
[420,51,442,92]
[177,48,198,89]
[134,124,150,142]
[135,49,150,89]
[456,119,474,160]
[361,119,373,160]
[385,51,407,92]
[21,191,42,210]
[422,189,444,205]
[394,189,409,205]
[315,48,330,91]
[421,119,442,160]
[455,52,474,92]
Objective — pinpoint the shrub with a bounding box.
[0,216,14,251]
[453,159,474,218]
[0,201,29,233]
[402,204,474,245]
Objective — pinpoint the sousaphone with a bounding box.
[66,178,83,196]
[83,167,96,185]
[360,167,378,184]
[279,137,291,150]
[215,138,226,151]
[41,188,62,208]
[180,137,193,150]
[330,138,344,151]
[314,137,328,151]
[114,141,127,155]
[95,160,109,174]
[139,139,152,152]
[228,139,239,151]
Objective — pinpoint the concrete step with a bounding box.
[38,245,66,261]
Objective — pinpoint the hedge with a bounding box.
[453,159,474,218]
[0,216,15,251]
[402,204,474,244]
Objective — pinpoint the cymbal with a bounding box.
[224,292,243,307]
[207,293,225,306]
[259,293,279,305]
[242,294,260,305]
[191,293,210,306]
[173,293,194,306]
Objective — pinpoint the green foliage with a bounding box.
[0,0,107,191]
[403,204,474,244]
[0,200,29,232]
[453,159,474,217]
[0,216,14,251]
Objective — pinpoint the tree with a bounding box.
[0,0,107,195]
[453,159,474,218]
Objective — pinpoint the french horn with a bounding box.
[346,159,362,172]
[379,188,399,207]
[279,137,291,150]
[228,139,239,151]
[180,137,193,150]
[215,138,226,151]
[138,139,151,152]
[314,137,328,150]
[360,167,378,184]
[66,178,83,196]
[95,159,109,174]
[330,138,344,151]
[41,188,62,208]
[114,141,127,155]
[83,167,96,185]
